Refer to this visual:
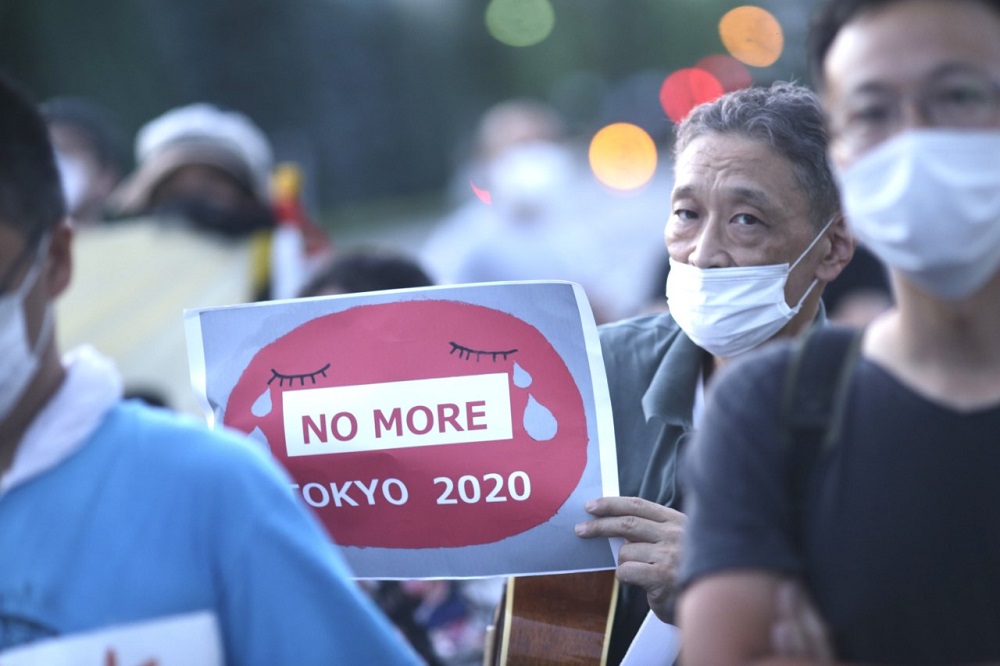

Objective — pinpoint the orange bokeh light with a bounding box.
[719,5,784,68]
[695,54,753,92]
[588,123,658,192]
[659,68,725,124]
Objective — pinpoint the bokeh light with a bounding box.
[659,68,724,124]
[588,123,658,192]
[485,0,556,48]
[470,179,492,205]
[695,54,753,92]
[719,5,784,68]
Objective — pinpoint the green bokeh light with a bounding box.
[485,0,556,48]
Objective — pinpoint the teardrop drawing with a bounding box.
[513,362,533,389]
[251,387,272,417]
[523,394,557,441]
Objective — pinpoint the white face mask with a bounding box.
[0,237,54,422]
[833,129,1000,300]
[666,219,832,358]
[488,141,575,216]
[55,149,87,215]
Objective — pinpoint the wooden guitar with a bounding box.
[485,570,619,665]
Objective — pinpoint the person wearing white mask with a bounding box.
[0,73,421,664]
[574,81,855,662]
[677,0,1000,663]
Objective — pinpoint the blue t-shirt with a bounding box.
[0,400,420,665]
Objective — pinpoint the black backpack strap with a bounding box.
[780,325,864,551]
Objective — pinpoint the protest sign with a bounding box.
[185,281,618,578]
[0,612,222,666]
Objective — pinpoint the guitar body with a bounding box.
[489,570,619,665]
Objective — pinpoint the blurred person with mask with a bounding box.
[0,71,421,665]
[41,96,126,226]
[423,98,671,323]
[56,103,279,414]
[676,0,1000,663]
[108,102,276,244]
[573,81,855,663]
[421,99,577,283]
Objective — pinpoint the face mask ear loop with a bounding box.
[20,235,55,360]
[787,217,836,311]
[789,216,837,273]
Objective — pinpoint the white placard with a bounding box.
[0,611,223,666]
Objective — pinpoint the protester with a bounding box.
[0,72,420,664]
[677,0,1000,663]
[420,98,668,323]
[108,103,275,240]
[420,100,584,292]
[573,81,855,662]
[56,103,280,414]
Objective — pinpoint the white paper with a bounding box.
[0,611,223,666]
[620,610,681,666]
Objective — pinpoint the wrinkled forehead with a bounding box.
[673,134,800,199]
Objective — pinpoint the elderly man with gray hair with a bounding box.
[574,80,855,661]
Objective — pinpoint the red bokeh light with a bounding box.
[659,68,725,124]
[470,179,493,205]
[695,54,753,92]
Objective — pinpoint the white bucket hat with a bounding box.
[110,103,273,216]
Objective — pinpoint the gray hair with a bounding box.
[672,81,840,227]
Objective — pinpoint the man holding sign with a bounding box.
[575,81,856,661]
[0,73,419,665]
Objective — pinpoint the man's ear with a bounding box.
[45,219,73,299]
[816,213,855,283]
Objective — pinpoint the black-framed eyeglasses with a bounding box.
[829,70,1000,154]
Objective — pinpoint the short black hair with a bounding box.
[808,0,1000,90]
[0,73,67,243]
[297,248,433,298]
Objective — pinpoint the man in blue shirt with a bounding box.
[0,71,420,665]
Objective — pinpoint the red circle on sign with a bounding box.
[225,300,588,548]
